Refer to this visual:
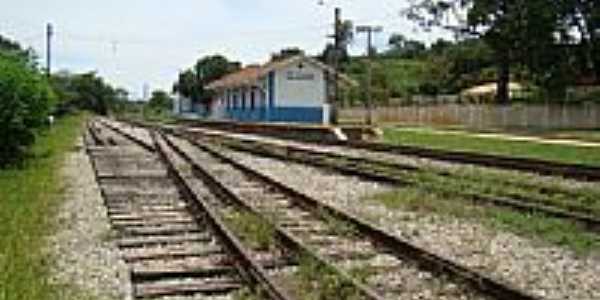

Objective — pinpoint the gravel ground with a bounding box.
[216,143,600,300]
[46,138,131,300]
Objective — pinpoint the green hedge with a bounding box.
[0,53,56,166]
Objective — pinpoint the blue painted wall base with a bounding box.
[226,106,323,123]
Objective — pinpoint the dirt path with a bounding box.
[46,137,130,300]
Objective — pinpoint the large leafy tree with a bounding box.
[173,55,240,103]
[423,38,496,94]
[406,0,563,102]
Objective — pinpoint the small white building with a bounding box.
[204,55,354,124]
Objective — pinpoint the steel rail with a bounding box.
[93,119,293,300]
[148,120,600,181]
[188,131,600,232]
[334,140,600,182]
[159,131,383,300]
[167,130,542,300]
[86,123,104,146]
[151,131,294,300]
[167,121,595,204]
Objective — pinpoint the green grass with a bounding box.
[383,127,600,166]
[373,187,600,256]
[287,255,364,300]
[0,113,90,300]
[223,210,276,250]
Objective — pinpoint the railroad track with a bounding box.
[169,127,600,233]
[156,122,598,200]
[150,120,600,181]
[86,120,293,300]
[330,140,600,182]
[106,119,542,300]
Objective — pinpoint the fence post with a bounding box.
[455,104,460,127]
[544,102,550,129]
[561,102,568,128]
[592,103,600,128]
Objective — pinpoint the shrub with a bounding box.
[0,53,56,166]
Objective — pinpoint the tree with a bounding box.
[271,48,304,61]
[421,38,495,94]
[562,1,600,78]
[406,0,562,103]
[0,44,55,166]
[173,55,240,104]
[430,38,454,55]
[388,33,406,50]
[50,71,125,115]
[0,35,35,66]
[385,34,427,59]
[320,20,354,66]
[147,90,172,111]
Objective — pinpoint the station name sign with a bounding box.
[286,70,315,81]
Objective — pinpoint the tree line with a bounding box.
[405,0,600,103]
[0,35,131,166]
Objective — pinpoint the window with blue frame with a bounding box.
[250,89,256,110]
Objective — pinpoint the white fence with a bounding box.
[340,103,600,129]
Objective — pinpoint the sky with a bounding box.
[0,0,448,99]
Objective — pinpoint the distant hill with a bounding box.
[344,57,429,98]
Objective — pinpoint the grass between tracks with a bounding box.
[223,209,366,299]
[223,210,276,250]
[373,185,600,256]
[401,167,600,217]
[0,113,94,300]
[383,127,600,166]
[285,255,364,300]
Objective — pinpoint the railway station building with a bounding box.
[201,55,355,124]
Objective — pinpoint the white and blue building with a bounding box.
[201,55,354,124]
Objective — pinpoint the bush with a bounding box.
[0,54,56,166]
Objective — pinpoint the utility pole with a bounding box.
[356,25,383,126]
[46,23,53,77]
[327,7,342,125]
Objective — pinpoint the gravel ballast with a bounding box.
[47,138,130,300]
[194,127,600,192]
[211,141,600,300]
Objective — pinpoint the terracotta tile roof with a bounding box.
[206,55,357,90]
[205,65,263,90]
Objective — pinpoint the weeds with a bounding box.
[318,208,359,237]
[372,186,600,255]
[293,255,364,300]
[224,210,276,250]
